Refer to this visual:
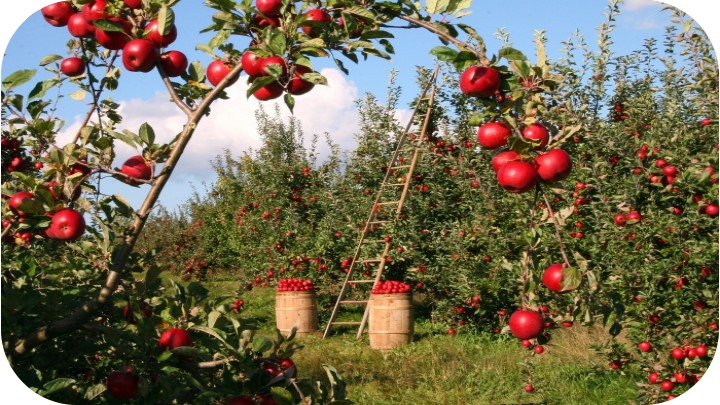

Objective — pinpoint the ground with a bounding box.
[197,279,639,405]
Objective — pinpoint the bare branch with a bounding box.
[156,61,194,117]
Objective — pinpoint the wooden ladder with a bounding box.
[323,68,440,339]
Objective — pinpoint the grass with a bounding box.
[199,280,640,405]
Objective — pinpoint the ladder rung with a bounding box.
[340,300,368,305]
[377,201,401,205]
[331,321,362,325]
[349,280,376,283]
[368,221,391,225]
[366,240,388,243]
[384,183,406,187]
[391,165,411,169]
[363,258,384,263]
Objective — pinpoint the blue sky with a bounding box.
[0,0,685,210]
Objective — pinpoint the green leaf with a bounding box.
[192,325,235,351]
[28,79,60,100]
[93,19,125,32]
[467,114,485,126]
[429,46,458,63]
[252,336,272,353]
[189,61,206,82]
[158,6,176,37]
[157,350,174,362]
[171,346,201,358]
[139,122,156,145]
[284,93,295,113]
[270,387,294,405]
[2,69,36,90]
[112,194,134,216]
[39,378,76,396]
[70,90,86,101]
[85,383,106,400]
[39,54,63,66]
[208,310,221,328]
[499,47,527,61]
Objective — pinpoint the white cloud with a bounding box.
[59,68,363,180]
[625,0,662,11]
[631,15,663,30]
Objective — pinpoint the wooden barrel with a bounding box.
[275,291,319,337]
[369,293,414,350]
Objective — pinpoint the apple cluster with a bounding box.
[4,190,85,246]
[41,1,189,80]
[371,280,411,294]
[1,137,40,173]
[458,65,573,193]
[276,277,314,292]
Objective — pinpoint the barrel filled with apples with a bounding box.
[275,278,318,337]
[368,281,414,351]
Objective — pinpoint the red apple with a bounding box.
[638,342,652,352]
[42,2,75,27]
[159,328,193,350]
[492,150,521,173]
[522,123,550,149]
[145,19,178,47]
[509,310,544,339]
[207,60,238,86]
[535,149,572,182]
[477,122,512,149]
[106,371,139,400]
[258,56,288,77]
[301,9,332,37]
[648,372,659,384]
[671,348,685,361]
[524,385,534,393]
[662,165,677,176]
[655,159,667,168]
[660,381,674,392]
[253,82,284,101]
[83,0,109,21]
[124,0,143,9]
[95,18,132,50]
[497,161,538,193]
[705,205,719,216]
[123,39,159,72]
[242,51,263,76]
[121,155,152,184]
[253,14,280,28]
[49,209,86,240]
[542,264,568,292]
[61,57,85,77]
[288,65,315,95]
[459,66,500,97]
[67,13,95,38]
[534,345,544,354]
[614,213,626,226]
[256,0,282,16]
[695,345,708,357]
[8,192,37,216]
[160,51,188,77]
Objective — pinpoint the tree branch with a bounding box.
[397,15,488,65]
[540,189,572,268]
[72,48,120,145]
[10,64,244,360]
[156,61,193,117]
